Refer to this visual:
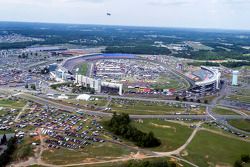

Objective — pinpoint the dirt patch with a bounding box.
[150,123,176,132]
[181,150,189,156]
[216,164,231,167]
[83,158,97,163]
[130,152,146,159]
[48,149,54,153]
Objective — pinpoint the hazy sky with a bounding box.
[0,0,250,30]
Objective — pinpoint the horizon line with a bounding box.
[1,20,250,33]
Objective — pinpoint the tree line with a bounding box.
[175,49,250,61]
[121,159,177,167]
[72,85,95,94]
[0,136,17,167]
[0,134,7,145]
[104,45,171,55]
[234,154,250,167]
[188,61,250,68]
[105,113,161,148]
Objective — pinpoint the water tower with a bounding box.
[232,71,239,86]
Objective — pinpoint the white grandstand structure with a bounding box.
[191,66,221,94]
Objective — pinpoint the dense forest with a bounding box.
[120,159,177,167]
[104,45,171,55]
[1,22,250,62]
[0,136,17,167]
[188,61,250,68]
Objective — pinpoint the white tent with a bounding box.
[76,94,91,101]
[58,94,69,100]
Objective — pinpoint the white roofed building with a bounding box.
[76,94,91,101]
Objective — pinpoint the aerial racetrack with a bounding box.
[61,53,191,92]
[62,53,138,73]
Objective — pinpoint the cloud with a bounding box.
[211,0,250,5]
[148,0,195,6]
[148,0,250,7]
[66,0,109,3]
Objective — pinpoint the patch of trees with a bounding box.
[50,82,71,89]
[18,53,28,59]
[0,134,7,145]
[72,85,95,94]
[106,113,161,148]
[121,159,177,167]
[0,42,37,50]
[0,137,17,167]
[25,84,36,90]
[41,67,50,74]
[188,61,220,67]
[30,84,36,90]
[104,45,171,55]
[234,154,250,167]
[222,61,250,68]
[188,61,250,68]
[175,96,205,103]
[175,49,250,61]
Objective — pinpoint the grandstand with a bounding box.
[190,66,221,95]
[59,53,131,95]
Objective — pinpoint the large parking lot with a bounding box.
[0,98,120,151]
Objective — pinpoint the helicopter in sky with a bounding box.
[106,12,111,16]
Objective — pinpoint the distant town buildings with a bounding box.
[0,33,44,43]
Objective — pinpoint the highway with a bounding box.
[1,84,249,139]
[14,92,248,121]
[90,94,212,107]
[205,83,250,134]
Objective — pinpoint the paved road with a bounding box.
[155,122,202,156]
[205,83,250,134]
[91,94,212,107]
[14,92,248,121]
[0,88,248,121]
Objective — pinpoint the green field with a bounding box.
[29,157,194,167]
[110,100,205,115]
[79,63,88,76]
[0,130,14,135]
[234,89,250,96]
[13,136,36,161]
[62,98,108,109]
[132,119,193,152]
[151,76,187,90]
[212,107,238,115]
[228,119,250,132]
[187,42,213,51]
[42,143,135,165]
[0,109,7,115]
[84,157,194,167]
[184,131,250,167]
[0,99,26,109]
[227,95,250,104]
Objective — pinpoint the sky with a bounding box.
[0,0,250,30]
